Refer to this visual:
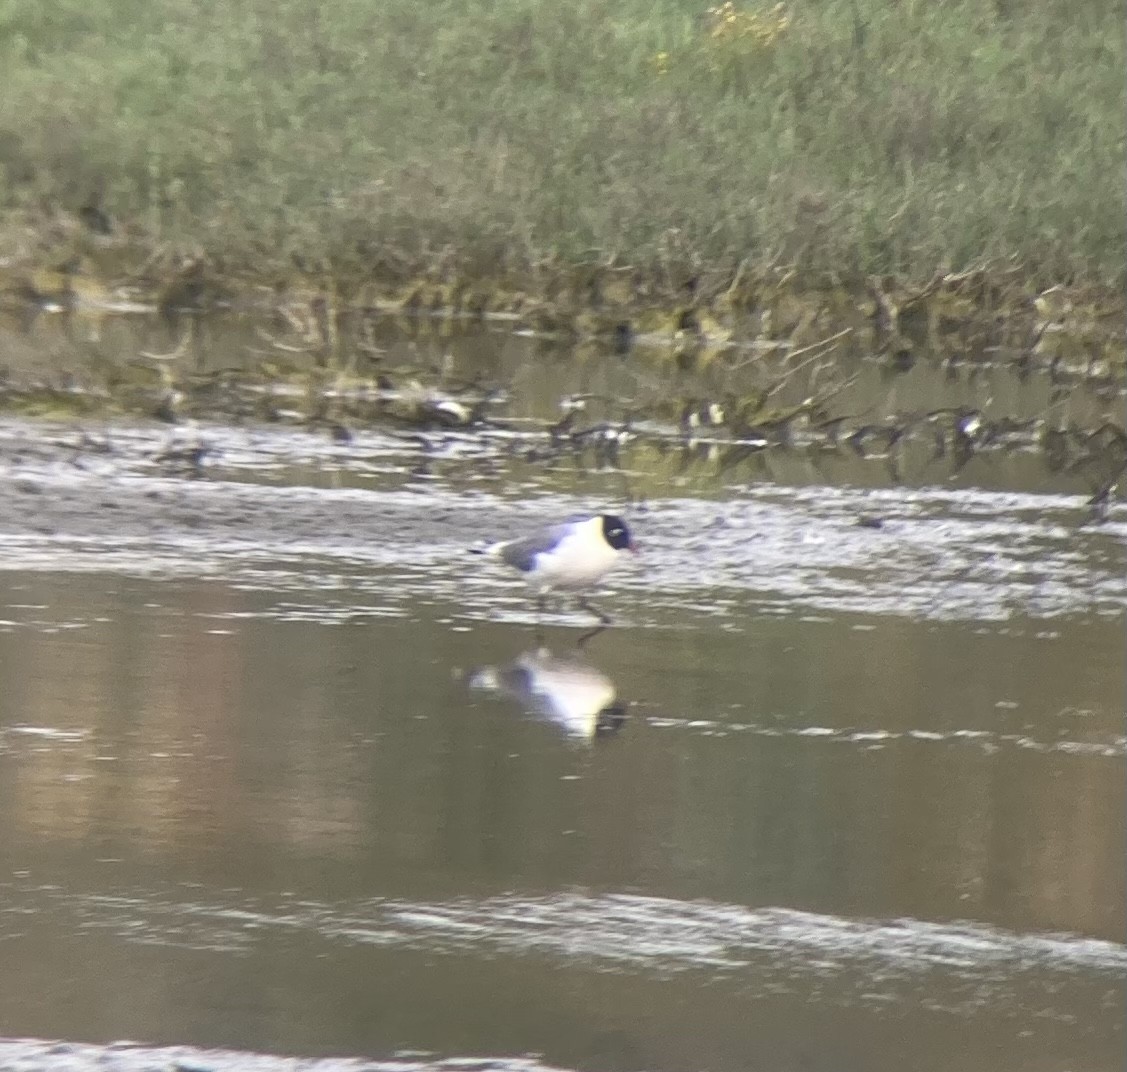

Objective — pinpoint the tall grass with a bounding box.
[0,0,1122,285]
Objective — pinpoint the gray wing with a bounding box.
[498,521,577,572]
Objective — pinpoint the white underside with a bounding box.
[525,521,623,593]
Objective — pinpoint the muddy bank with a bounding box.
[0,420,501,550]
[0,417,1123,629]
[1,301,1123,519]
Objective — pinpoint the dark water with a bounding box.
[0,314,1124,1071]
[0,548,1124,1068]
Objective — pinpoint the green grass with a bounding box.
[0,0,1123,287]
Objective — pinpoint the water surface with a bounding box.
[0,319,1123,1072]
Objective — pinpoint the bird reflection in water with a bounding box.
[467,649,627,741]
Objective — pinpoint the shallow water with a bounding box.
[0,568,1123,1070]
[0,318,1124,1071]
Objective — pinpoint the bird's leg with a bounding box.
[575,597,613,648]
[576,623,607,649]
[534,593,547,647]
[577,596,612,626]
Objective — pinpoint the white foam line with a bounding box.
[0,1039,573,1072]
[1,725,89,742]
[31,886,1123,978]
[643,715,1127,758]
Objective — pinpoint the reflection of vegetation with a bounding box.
[0,302,1121,513]
[0,0,1123,301]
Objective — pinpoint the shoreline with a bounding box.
[1,248,1123,372]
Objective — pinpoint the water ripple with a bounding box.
[643,714,1127,758]
[0,1039,570,1072]
[4,883,1121,1023]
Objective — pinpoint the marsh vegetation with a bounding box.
[0,0,1123,303]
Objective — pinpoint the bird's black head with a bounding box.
[600,514,634,552]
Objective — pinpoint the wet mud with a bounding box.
[0,418,1122,628]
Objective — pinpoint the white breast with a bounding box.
[530,519,621,591]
